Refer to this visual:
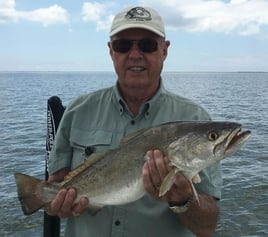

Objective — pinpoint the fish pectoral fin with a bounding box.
[159,167,178,197]
[159,169,201,206]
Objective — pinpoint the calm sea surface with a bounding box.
[0,72,267,236]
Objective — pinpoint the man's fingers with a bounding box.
[72,197,89,216]
[153,150,169,180]
[50,189,68,213]
[49,188,78,218]
[45,187,89,218]
[60,189,77,214]
[146,150,162,188]
[142,161,158,195]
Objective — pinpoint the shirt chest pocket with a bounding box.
[69,128,113,168]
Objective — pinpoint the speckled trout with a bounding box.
[14,121,251,215]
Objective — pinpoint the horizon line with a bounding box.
[0,70,267,73]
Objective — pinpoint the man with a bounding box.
[46,6,222,237]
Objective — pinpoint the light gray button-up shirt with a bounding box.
[49,80,222,237]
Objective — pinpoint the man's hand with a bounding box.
[142,149,193,203]
[143,150,219,236]
[44,168,89,218]
[45,188,89,218]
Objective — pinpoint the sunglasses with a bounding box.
[111,38,159,53]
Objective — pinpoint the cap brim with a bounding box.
[109,24,165,37]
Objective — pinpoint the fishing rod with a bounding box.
[44,96,65,237]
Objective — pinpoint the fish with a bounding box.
[14,121,251,215]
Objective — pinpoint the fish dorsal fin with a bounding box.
[120,128,149,144]
[60,150,109,187]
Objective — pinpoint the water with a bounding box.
[0,71,267,236]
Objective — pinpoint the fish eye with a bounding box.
[208,131,219,141]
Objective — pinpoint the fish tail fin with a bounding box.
[14,173,50,215]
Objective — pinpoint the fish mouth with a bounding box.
[224,126,251,155]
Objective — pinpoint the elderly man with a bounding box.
[47,6,221,237]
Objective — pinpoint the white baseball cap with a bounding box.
[110,6,165,38]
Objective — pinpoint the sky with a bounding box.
[0,0,268,72]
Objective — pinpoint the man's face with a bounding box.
[108,29,170,92]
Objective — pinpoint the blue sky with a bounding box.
[1,0,268,72]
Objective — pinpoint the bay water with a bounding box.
[0,72,267,236]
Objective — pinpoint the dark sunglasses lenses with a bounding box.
[111,39,158,53]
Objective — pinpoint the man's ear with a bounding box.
[163,40,170,60]
[108,41,114,58]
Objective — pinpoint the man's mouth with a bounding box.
[128,66,146,72]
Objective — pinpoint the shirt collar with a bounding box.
[112,78,167,117]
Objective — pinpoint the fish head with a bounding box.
[168,122,251,178]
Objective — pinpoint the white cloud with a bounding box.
[0,0,16,23]
[0,0,15,9]
[82,2,115,31]
[138,0,268,35]
[0,0,68,26]
[82,2,106,21]
[2,0,267,35]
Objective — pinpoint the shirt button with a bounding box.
[85,146,94,156]
[115,220,121,226]
[131,120,135,125]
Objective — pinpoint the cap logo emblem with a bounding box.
[125,7,151,21]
